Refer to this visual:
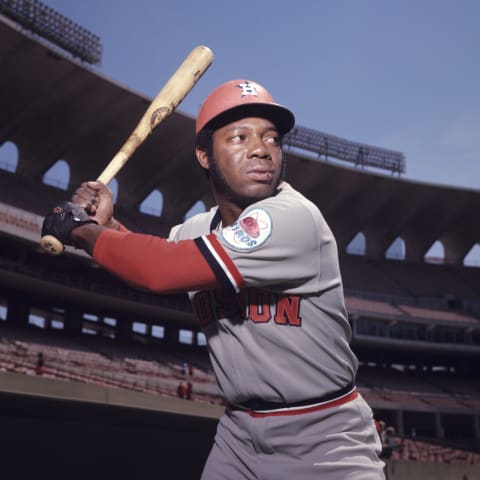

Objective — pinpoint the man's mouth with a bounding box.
[246,168,274,182]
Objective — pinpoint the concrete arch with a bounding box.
[140,189,164,217]
[425,240,445,264]
[463,244,480,267]
[108,178,119,204]
[347,232,366,256]
[386,237,406,260]
[42,159,70,190]
[184,200,206,221]
[0,141,19,172]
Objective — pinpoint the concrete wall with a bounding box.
[0,372,222,478]
[385,460,480,480]
[2,372,478,480]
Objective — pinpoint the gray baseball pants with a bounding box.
[200,393,385,479]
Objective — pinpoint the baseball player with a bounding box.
[42,79,385,479]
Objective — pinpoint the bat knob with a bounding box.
[40,235,65,256]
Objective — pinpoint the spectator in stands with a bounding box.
[385,427,399,452]
[379,424,392,460]
[377,419,386,436]
[46,79,385,479]
[377,421,388,457]
[35,351,44,375]
[177,381,187,399]
[186,381,193,400]
[378,424,400,460]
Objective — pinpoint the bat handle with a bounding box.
[40,234,65,256]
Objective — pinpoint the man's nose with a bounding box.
[248,137,271,158]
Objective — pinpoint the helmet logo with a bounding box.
[236,81,258,97]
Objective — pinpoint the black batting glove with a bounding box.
[41,201,98,247]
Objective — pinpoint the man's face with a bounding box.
[202,117,284,210]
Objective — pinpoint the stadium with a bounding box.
[0,1,479,478]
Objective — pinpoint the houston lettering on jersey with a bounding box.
[193,287,302,327]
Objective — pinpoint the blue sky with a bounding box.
[33,1,480,191]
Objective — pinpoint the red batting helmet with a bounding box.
[195,79,295,136]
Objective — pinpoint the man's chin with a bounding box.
[236,184,279,207]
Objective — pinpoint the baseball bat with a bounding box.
[40,45,214,256]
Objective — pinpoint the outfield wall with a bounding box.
[385,460,479,480]
[1,372,478,480]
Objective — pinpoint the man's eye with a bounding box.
[266,136,280,145]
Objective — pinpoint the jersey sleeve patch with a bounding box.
[221,208,272,251]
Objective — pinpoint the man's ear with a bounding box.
[195,146,210,170]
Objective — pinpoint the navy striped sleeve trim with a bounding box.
[194,234,244,293]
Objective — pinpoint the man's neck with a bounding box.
[217,203,242,227]
[214,182,286,227]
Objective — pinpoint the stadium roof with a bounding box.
[0,15,479,265]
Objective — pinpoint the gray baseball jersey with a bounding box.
[91,180,384,478]
[169,181,358,405]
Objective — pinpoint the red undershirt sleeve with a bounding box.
[92,229,244,294]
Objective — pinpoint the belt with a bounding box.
[230,384,357,418]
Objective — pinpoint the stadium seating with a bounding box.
[0,327,222,404]
[391,437,480,464]
[4,329,479,466]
